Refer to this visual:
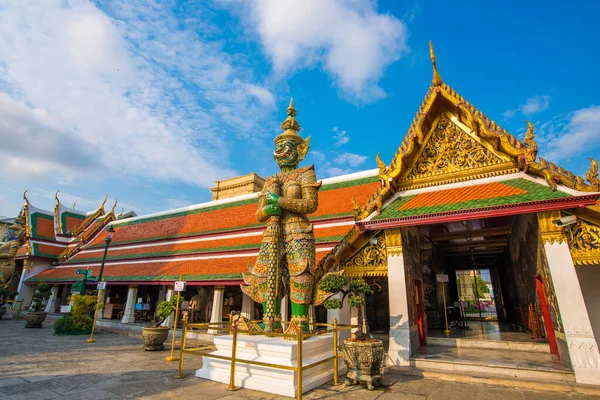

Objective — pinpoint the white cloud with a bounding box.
[539,105,600,162]
[504,95,550,118]
[165,198,195,210]
[0,0,276,189]
[309,150,326,163]
[229,0,409,103]
[334,152,368,167]
[332,127,350,146]
[324,167,352,177]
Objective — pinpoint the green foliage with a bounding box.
[71,294,101,319]
[53,315,93,335]
[317,274,347,293]
[53,293,100,335]
[323,298,342,310]
[30,282,51,312]
[154,294,184,327]
[349,279,371,295]
[348,295,365,307]
[472,275,490,298]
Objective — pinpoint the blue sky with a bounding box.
[1,0,599,217]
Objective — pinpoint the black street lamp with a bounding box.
[97,225,115,283]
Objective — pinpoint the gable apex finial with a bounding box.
[429,41,443,87]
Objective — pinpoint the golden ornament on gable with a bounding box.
[351,42,600,222]
[568,218,600,265]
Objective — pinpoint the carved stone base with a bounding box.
[342,339,385,390]
[24,312,47,328]
[142,327,169,351]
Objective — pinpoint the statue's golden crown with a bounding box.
[274,98,304,144]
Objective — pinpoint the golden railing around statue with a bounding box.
[175,315,356,400]
[4,299,23,319]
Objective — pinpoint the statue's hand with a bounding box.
[266,193,280,206]
[264,205,282,216]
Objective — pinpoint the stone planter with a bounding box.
[0,307,6,319]
[24,311,48,328]
[142,326,170,351]
[342,339,385,390]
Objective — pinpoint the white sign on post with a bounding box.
[97,281,106,290]
[436,274,449,283]
[174,281,186,292]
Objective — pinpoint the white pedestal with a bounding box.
[196,333,345,397]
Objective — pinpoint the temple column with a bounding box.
[539,212,600,385]
[121,285,138,324]
[161,288,174,328]
[96,286,107,319]
[44,286,58,313]
[208,286,225,335]
[385,229,412,366]
[241,293,254,320]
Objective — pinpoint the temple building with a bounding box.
[10,43,600,386]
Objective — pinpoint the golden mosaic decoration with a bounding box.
[404,114,506,183]
[537,211,566,245]
[568,218,600,265]
[342,237,388,277]
[384,229,403,257]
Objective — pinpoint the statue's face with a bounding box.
[274,140,300,169]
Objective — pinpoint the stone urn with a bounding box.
[142,326,170,351]
[342,339,385,390]
[24,311,48,328]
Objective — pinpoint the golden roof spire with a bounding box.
[429,41,443,87]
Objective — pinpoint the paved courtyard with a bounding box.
[1,319,599,400]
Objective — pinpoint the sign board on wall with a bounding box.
[174,281,186,292]
[97,281,106,290]
[436,274,449,283]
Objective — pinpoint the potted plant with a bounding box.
[319,275,384,390]
[142,295,182,351]
[24,282,52,328]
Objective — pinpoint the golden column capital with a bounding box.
[537,211,566,245]
[384,228,403,257]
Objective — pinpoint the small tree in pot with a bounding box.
[24,282,52,328]
[142,295,182,351]
[319,274,384,390]
[0,288,18,320]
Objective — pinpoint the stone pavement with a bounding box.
[0,319,599,400]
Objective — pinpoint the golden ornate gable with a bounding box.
[353,42,600,221]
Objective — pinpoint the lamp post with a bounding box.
[87,225,115,344]
[98,225,115,283]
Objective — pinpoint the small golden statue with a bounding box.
[0,216,26,289]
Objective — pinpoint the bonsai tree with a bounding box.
[319,274,372,340]
[153,294,183,328]
[30,282,51,312]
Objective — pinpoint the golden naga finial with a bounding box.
[110,199,118,213]
[523,121,538,162]
[72,203,76,210]
[23,190,29,203]
[376,153,387,177]
[99,194,108,211]
[429,41,443,87]
[586,157,599,187]
[117,208,125,219]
